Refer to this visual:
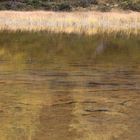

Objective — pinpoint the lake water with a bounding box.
[0,32,140,140]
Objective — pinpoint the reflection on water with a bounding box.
[0,32,140,140]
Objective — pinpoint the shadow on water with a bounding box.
[0,32,140,140]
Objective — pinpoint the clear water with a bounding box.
[0,32,140,140]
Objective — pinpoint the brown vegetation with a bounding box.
[0,0,140,12]
[0,11,140,35]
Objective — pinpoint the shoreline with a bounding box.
[0,11,140,35]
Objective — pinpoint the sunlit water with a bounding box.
[0,32,140,140]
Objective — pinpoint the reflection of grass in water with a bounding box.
[95,36,140,65]
[0,31,140,71]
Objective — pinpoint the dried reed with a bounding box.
[0,11,140,35]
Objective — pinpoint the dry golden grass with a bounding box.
[0,11,140,34]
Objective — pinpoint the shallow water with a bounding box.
[0,32,140,140]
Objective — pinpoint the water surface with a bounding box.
[0,32,140,140]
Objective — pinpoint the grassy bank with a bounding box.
[0,11,140,35]
[0,0,140,12]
